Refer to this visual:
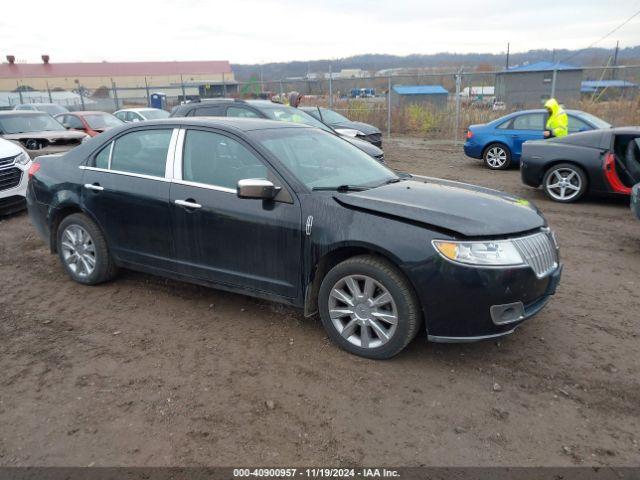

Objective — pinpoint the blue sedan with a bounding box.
[463,109,611,170]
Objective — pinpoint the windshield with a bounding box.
[252,127,396,190]
[84,113,124,129]
[38,104,68,116]
[141,109,170,120]
[0,113,66,134]
[320,108,351,124]
[577,112,611,129]
[259,105,334,133]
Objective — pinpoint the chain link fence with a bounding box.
[3,65,639,142]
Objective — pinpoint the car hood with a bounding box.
[2,130,87,141]
[341,135,383,156]
[332,121,380,135]
[333,176,545,237]
[0,138,24,157]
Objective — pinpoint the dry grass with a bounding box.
[302,96,640,140]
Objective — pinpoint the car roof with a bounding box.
[115,108,162,113]
[64,111,110,116]
[129,117,312,132]
[0,110,51,116]
[611,126,640,134]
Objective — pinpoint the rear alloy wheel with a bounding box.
[318,255,421,359]
[57,213,117,285]
[483,144,511,170]
[543,163,587,203]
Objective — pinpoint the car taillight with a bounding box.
[466,130,473,139]
[28,162,41,179]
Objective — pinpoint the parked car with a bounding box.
[26,118,561,359]
[300,106,382,147]
[521,128,640,203]
[113,108,170,123]
[55,111,124,137]
[464,109,611,170]
[632,183,640,221]
[169,99,385,162]
[0,137,31,214]
[0,111,88,158]
[14,103,69,116]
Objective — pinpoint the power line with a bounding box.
[561,6,640,63]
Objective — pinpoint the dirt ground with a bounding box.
[1,138,639,467]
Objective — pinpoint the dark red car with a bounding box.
[55,111,124,137]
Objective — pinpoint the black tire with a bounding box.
[318,255,421,359]
[483,143,512,170]
[56,213,117,285]
[542,163,588,203]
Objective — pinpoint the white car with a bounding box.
[113,108,170,123]
[0,137,32,215]
[14,103,69,116]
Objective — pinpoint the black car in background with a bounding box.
[170,99,385,162]
[26,118,561,359]
[300,106,383,147]
[521,127,640,203]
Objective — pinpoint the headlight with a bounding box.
[14,151,31,165]
[432,239,525,266]
[336,128,365,137]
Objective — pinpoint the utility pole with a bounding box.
[387,75,392,138]
[454,70,462,145]
[612,40,619,80]
[505,42,510,69]
[328,63,333,109]
[550,69,557,99]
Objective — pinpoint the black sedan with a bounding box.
[27,118,561,359]
[300,106,383,147]
[521,127,640,203]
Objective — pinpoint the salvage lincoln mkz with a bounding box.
[26,118,562,359]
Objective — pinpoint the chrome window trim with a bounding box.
[172,178,236,194]
[106,141,114,170]
[165,128,180,180]
[79,165,171,183]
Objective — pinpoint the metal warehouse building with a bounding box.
[495,62,583,107]
[391,85,449,108]
[0,56,237,100]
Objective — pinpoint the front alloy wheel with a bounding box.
[543,163,587,203]
[318,255,421,359]
[328,274,398,349]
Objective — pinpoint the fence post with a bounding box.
[111,80,119,111]
[17,81,24,104]
[454,72,462,145]
[46,82,53,103]
[144,76,150,107]
[387,75,392,138]
[328,64,333,109]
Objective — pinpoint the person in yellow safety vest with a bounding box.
[543,98,568,138]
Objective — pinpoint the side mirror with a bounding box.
[131,118,140,122]
[237,178,279,200]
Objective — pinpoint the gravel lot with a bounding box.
[1,137,639,467]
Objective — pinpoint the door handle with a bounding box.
[175,199,202,209]
[84,183,104,191]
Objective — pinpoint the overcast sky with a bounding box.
[2,0,640,64]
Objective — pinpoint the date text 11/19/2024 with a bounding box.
[233,468,400,478]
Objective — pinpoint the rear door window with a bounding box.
[512,113,545,131]
[194,106,224,116]
[109,129,173,177]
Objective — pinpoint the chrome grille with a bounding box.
[0,167,22,192]
[0,155,16,169]
[512,231,558,278]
